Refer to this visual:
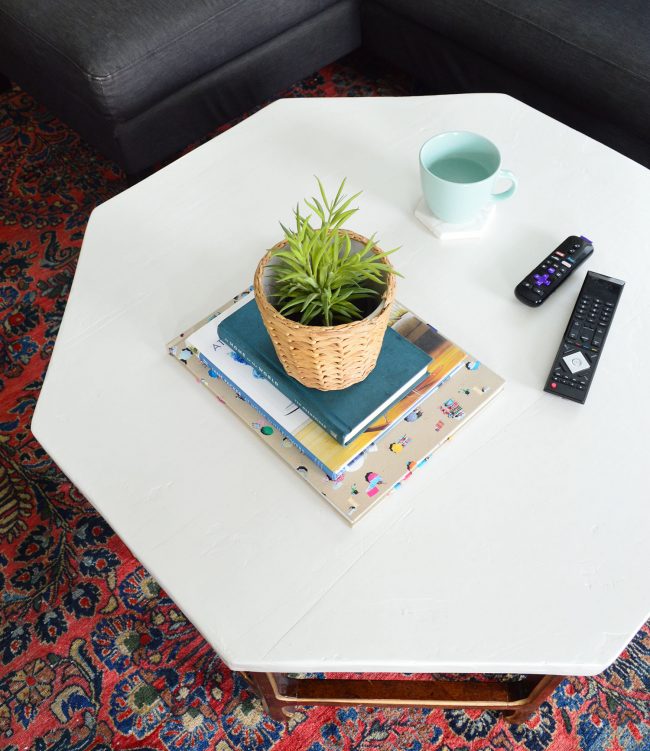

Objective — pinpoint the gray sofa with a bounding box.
[0,0,360,175]
[1,0,648,174]
[362,0,650,169]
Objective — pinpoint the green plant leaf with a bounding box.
[304,198,325,223]
[269,177,401,326]
[300,292,318,312]
[330,208,359,233]
[317,176,334,212]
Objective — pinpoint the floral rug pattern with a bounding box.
[1,53,648,750]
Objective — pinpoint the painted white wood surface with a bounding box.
[32,95,650,676]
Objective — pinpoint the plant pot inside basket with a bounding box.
[254,231,396,391]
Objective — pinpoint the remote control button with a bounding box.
[561,260,572,268]
[580,326,595,341]
[550,382,557,389]
[563,351,591,374]
[556,250,566,257]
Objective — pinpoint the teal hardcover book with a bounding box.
[217,298,432,444]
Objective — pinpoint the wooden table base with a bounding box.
[242,672,564,724]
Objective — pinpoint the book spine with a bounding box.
[195,352,342,480]
[219,332,346,443]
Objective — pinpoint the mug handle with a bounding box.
[492,169,517,201]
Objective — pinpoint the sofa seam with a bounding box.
[113,1,360,125]
[370,0,650,87]
[88,0,252,81]
[97,0,350,83]
[474,0,650,86]
[1,0,335,82]
[0,8,99,81]
[0,2,252,82]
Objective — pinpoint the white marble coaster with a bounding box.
[415,198,495,240]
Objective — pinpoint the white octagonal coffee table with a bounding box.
[32,95,650,721]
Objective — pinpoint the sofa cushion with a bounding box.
[371,0,650,137]
[0,0,342,119]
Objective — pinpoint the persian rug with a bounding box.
[0,51,648,751]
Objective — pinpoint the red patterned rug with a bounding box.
[0,52,648,751]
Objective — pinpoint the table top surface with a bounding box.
[32,94,650,676]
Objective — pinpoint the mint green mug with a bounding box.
[419,131,517,224]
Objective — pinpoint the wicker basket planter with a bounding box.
[254,230,396,391]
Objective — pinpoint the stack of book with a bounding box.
[168,288,504,524]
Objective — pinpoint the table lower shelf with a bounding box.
[242,672,564,724]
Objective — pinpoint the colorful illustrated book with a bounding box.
[184,289,467,479]
[216,298,432,445]
[168,289,505,524]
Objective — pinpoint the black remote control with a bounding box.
[515,235,594,306]
[544,271,624,404]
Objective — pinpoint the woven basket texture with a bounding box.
[254,231,396,391]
